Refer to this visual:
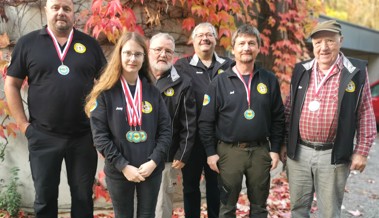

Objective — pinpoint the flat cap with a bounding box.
[310,20,342,38]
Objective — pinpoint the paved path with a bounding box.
[340,136,379,218]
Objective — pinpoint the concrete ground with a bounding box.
[340,137,379,218]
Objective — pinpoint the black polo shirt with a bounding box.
[7,26,107,137]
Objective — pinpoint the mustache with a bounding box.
[200,39,211,44]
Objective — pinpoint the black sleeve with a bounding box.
[148,94,172,165]
[198,81,218,157]
[7,36,28,79]
[269,76,285,153]
[174,84,197,163]
[90,93,129,172]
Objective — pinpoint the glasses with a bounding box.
[150,48,175,57]
[122,51,145,59]
[194,32,214,39]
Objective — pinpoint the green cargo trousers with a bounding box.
[217,141,272,218]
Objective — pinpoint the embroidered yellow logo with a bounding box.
[217,69,225,74]
[164,88,175,97]
[74,43,86,54]
[257,83,268,94]
[345,81,356,93]
[89,100,98,112]
[142,101,153,113]
[203,94,210,106]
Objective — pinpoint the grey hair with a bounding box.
[191,22,218,39]
[231,24,261,48]
[150,32,176,50]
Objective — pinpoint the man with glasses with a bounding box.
[175,22,232,218]
[149,33,197,218]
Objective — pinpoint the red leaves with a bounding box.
[182,18,196,32]
[85,0,142,43]
[93,171,111,202]
[267,173,291,217]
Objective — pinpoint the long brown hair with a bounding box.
[85,32,152,117]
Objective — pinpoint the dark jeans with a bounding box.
[106,172,162,218]
[26,125,97,218]
[217,141,271,218]
[181,143,220,218]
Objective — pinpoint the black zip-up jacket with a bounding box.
[90,77,172,179]
[175,53,233,117]
[287,56,370,164]
[175,53,232,148]
[155,67,197,163]
[199,63,285,157]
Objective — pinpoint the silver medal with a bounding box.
[58,65,70,75]
[308,100,320,112]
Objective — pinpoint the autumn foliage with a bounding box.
[84,0,323,96]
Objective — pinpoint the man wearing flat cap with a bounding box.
[281,20,376,218]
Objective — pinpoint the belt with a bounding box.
[299,139,333,151]
[221,140,266,149]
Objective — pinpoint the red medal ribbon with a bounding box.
[46,27,74,65]
[120,77,142,128]
[233,66,253,108]
[312,55,340,97]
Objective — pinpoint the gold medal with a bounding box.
[244,109,255,120]
[126,131,134,142]
[132,131,142,143]
[139,130,147,142]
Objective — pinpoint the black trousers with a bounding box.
[26,125,97,218]
[181,142,220,218]
[106,172,162,218]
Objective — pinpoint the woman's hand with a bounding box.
[122,165,145,183]
[138,160,157,178]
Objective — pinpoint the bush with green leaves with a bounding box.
[0,167,22,217]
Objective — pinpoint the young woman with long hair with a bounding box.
[85,32,171,218]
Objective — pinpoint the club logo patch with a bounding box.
[345,81,356,93]
[164,88,175,97]
[203,94,210,106]
[74,43,86,54]
[142,101,153,113]
[218,69,225,74]
[257,83,268,94]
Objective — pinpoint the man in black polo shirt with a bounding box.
[4,0,106,217]
[199,24,284,218]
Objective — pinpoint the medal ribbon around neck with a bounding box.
[312,55,340,97]
[234,66,253,109]
[46,27,74,66]
[120,76,142,129]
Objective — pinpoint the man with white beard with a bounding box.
[149,33,197,218]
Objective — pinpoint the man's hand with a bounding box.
[350,153,368,173]
[270,152,280,171]
[207,155,220,173]
[279,145,287,164]
[19,122,30,134]
[172,160,185,169]
[138,160,157,178]
[122,165,145,183]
